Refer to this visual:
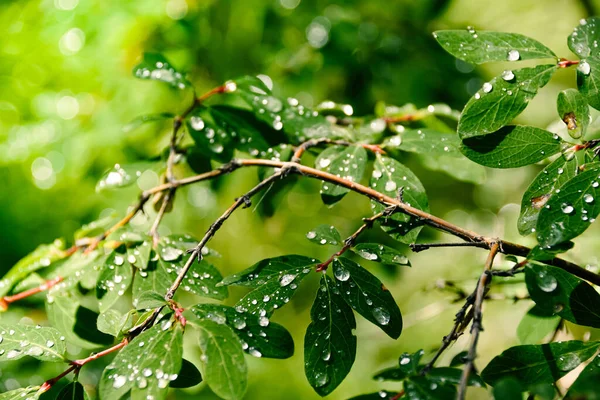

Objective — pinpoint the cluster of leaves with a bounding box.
[4,17,600,400]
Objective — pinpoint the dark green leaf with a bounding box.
[56,381,90,400]
[450,351,469,367]
[99,319,184,400]
[397,350,424,374]
[518,155,579,235]
[568,17,600,58]
[372,367,407,381]
[458,65,557,139]
[132,53,190,89]
[460,125,564,168]
[185,147,213,174]
[565,353,600,399]
[0,324,67,362]
[385,129,462,156]
[527,242,574,261]
[516,305,561,344]
[352,243,410,265]
[492,377,524,400]
[188,304,294,359]
[536,163,600,247]
[332,257,402,339]
[348,392,400,400]
[220,255,317,288]
[123,113,174,133]
[315,146,368,205]
[434,30,556,64]
[370,155,429,243]
[427,367,485,387]
[209,105,272,156]
[304,275,356,396]
[170,359,203,389]
[96,163,151,192]
[0,240,66,298]
[127,241,152,270]
[576,55,600,110]
[403,375,458,399]
[481,340,600,386]
[306,225,341,246]
[417,153,487,184]
[135,291,167,310]
[0,387,41,400]
[557,89,589,139]
[525,264,600,328]
[192,319,247,400]
[97,309,135,337]
[96,246,134,313]
[185,109,234,163]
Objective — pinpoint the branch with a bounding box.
[410,242,488,253]
[149,189,173,246]
[457,242,500,400]
[0,276,64,310]
[291,138,385,162]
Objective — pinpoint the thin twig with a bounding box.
[149,189,173,246]
[457,242,500,400]
[1,276,63,306]
[291,138,385,162]
[410,242,488,253]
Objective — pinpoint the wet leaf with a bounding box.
[191,319,247,400]
[403,375,458,399]
[536,163,600,247]
[481,340,600,386]
[565,353,600,399]
[458,65,557,139]
[132,53,190,89]
[56,381,90,400]
[170,359,203,389]
[315,146,368,205]
[219,255,318,288]
[370,155,429,243]
[525,264,600,328]
[576,55,600,110]
[332,257,402,339]
[123,113,174,133]
[186,108,235,163]
[209,105,273,156]
[568,17,600,58]
[96,246,134,313]
[99,320,184,400]
[127,241,152,270]
[0,324,67,362]
[352,243,410,265]
[348,391,400,399]
[189,304,294,359]
[305,225,341,246]
[385,129,462,156]
[518,155,578,235]
[557,89,589,139]
[460,125,564,168]
[96,163,151,192]
[516,305,561,345]
[135,291,167,310]
[434,30,556,64]
[304,275,356,396]
[0,387,41,400]
[97,309,135,337]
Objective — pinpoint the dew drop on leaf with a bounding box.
[584,194,594,203]
[372,307,390,325]
[507,49,520,61]
[113,375,127,389]
[557,353,581,371]
[384,181,397,192]
[279,273,297,287]
[501,70,515,81]
[561,203,575,214]
[482,82,493,93]
[190,116,204,131]
[334,266,350,282]
[536,270,558,292]
[314,372,329,387]
[578,61,591,76]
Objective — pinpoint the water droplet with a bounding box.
[482,82,493,93]
[232,317,246,330]
[322,351,331,361]
[536,270,558,292]
[190,116,205,131]
[584,194,594,203]
[279,274,297,287]
[314,372,329,387]
[557,353,581,371]
[143,368,153,377]
[137,377,148,389]
[258,316,270,327]
[161,246,183,261]
[372,307,390,325]
[249,348,262,358]
[501,70,515,81]
[578,61,591,76]
[114,255,124,266]
[334,266,350,282]
[358,250,378,261]
[306,231,316,239]
[385,181,397,192]
[507,49,520,61]
[561,204,575,214]
[113,375,127,388]
[400,356,410,365]
[319,158,331,168]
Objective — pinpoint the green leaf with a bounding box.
[170,359,203,388]
[135,291,167,310]
[576,55,600,110]
[450,351,469,367]
[568,17,600,58]
[132,53,190,89]
[332,257,402,339]
[56,381,90,400]
[516,306,561,344]
[481,340,600,387]
[96,246,134,313]
[0,387,41,400]
[97,309,135,337]
[557,89,589,139]
[348,392,400,400]
[385,129,462,156]
[372,367,408,381]
[192,319,247,400]
[0,240,66,298]
[565,353,600,399]
[304,275,356,396]
[527,242,574,261]
[99,319,184,400]
[132,259,172,307]
[352,243,410,265]
[525,264,600,328]
[185,108,235,163]
[518,155,579,235]
[460,125,564,168]
[370,155,429,243]
[458,64,557,139]
[403,375,458,399]
[417,153,487,184]
[123,113,174,133]
[46,293,113,349]
[220,255,318,288]
[397,350,424,374]
[188,304,294,359]
[306,225,341,246]
[96,163,151,192]
[536,163,600,247]
[127,241,152,270]
[492,378,524,400]
[209,106,272,156]
[427,367,485,387]
[0,324,67,362]
[434,30,556,64]
[315,146,368,205]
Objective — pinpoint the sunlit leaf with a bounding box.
[97,309,135,337]
[305,225,341,246]
[96,163,153,192]
[0,387,41,400]
[352,243,410,265]
[132,53,190,89]
[565,353,600,399]
[315,146,368,205]
[0,324,67,362]
[123,113,174,133]
[569,17,600,58]
[209,105,273,156]
[385,129,461,156]
[557,88,589,139]
[516,306,561,345]
[96,246,134,313]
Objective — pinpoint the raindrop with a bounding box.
[561,204,575,214]
[279,274,297,287]
[114,255,124,266]
[190,116,205,131]
[322,351,331,361]
[501,70,515,81]
[584,194,594,203]
[578,61,591,76]
[385,181,397,192]
[258,316,270,327]
[306,231,317,239]
[372,307,390,325]
[314,372,329,387]
[557,353,581,371]
[334,266,350,282]
[507,49,520,61]
[400,356,410,365]
[482,82,493,93]
[143,368,153,377]
[536,270,558,292]
[46,340,54,348]
[358,250,378,261]
[249,348,262,358]
[113,375,127,389]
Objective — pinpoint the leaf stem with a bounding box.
[558,58,580,68]
[1,276,64,306]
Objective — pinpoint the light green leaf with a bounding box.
[99,319,184,400]
[557,89,589,139]
[306,225,341,246]
[0,324,67,362]
[0,387,41,400]
[192,319,247,400]
[97,309,135,337]
[481,341,600,386]
[370,155,429,243]
[568,17,600,58]
[332,257,402,339]
[135,291,167,310]
[132,53,190,89]
[123,113,174,133]
[434,30,556,64]
[518,155,579,235]
[96,246,134,313]
[385,129,461,156]
[304,275,356,396]
[576,55,600,110]
[458,64,557,139]
[220,255,318,288]
[460,125,564,169]
[96,163,152,192]
[516,306,561,344]
[315,146,368,205]
[536,163,600,247]
[352,243,410,265]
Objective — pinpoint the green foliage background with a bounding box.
[1,0,600,398]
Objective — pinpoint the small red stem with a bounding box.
[2,276,64,306]
[390,390,405,400]
[558,59,579,68]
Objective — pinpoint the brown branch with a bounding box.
[1,276,64,306]
[149,189,173,246]
[457,242,500,400]
[291,138,385,162]
[410,242,488,253]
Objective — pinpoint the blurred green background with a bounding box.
[2,0,600,398]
